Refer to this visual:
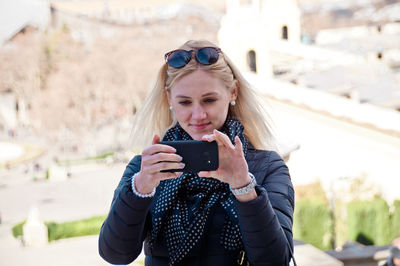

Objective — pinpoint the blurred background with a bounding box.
[0,0,399,265]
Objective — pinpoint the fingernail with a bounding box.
[178,156,183,161]
[180,163,185,168]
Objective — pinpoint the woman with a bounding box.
[383,238,400,266]
[98,40,295,265]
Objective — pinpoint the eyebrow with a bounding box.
[175,92,219,98]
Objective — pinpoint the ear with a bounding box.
[230,80,239,102]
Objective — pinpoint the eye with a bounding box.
[203,98,217,103]
[179,100,191,106]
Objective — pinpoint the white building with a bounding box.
[218,0,301,77]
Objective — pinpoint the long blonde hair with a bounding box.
[129,40,276,151]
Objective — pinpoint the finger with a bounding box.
[150,161,185,173]
[214,129,234,149]
[202,134,216,142]
[175,172,183,177]
[198,170,215,178]
[142,143,176,156]
[142,159,184,174]
[152,134,161,145]
[234,136,243,151]
[211,130,225,147]
[145,153,182,166]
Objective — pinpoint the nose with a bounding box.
[191,104,207,120]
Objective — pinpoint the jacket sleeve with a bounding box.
[98,155,153,265]
[235,151,295,266]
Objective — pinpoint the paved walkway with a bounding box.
[0,162,144,266]
[0,232,145,266]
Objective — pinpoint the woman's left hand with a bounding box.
[199,129,251,189]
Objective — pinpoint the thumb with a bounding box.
[152,134,161,145]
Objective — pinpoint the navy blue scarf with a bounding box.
[148,117,249,265]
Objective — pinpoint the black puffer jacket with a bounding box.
[98,147,295,265]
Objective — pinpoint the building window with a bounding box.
[282,25,288,40]
[247,50,257,73]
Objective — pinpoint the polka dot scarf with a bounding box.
[148,116,249,265]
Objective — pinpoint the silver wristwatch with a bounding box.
[231,172,257,196]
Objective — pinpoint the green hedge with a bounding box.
[347,198,391,245]
[293,199,333,250]
[11,199,400,250]
[392,200,400,239]
[12,220,25,238]
[12,215,106,241]
[57,152,115,166]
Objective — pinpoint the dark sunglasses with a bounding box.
[164,47,222,68]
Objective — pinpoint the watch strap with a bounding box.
[231,172,257,196]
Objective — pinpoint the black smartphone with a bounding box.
[158,140,219,172]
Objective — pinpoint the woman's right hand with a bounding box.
[134,135,184,194]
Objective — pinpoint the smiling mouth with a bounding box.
[190,122,211,129]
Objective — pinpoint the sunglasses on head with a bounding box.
[164,47,222,68]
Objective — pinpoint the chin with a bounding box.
[188,132,203,140]
[186,126,214,140]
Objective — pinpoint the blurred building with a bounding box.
[280,22,400,111]
[218,0,301,78]
[0,0,50,46]
[50,0,222,44]
[51,0,224,25]
[0,89,29,131]
[0,0,50,130]
[220,0,400,112]
[311,22,400,110]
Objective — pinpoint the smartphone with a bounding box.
[158,140,219,172]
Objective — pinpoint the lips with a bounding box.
[190,122,211,130]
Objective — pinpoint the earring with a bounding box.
[169,106,173,111]
[230,100,236,106]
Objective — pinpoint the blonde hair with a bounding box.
[129,40,276,151]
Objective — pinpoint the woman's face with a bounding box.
[168,69,237,140]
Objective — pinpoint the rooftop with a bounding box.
[269,40,400,111]
[0,0,50,46]
[245,73,400,137]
